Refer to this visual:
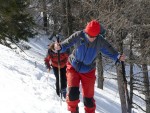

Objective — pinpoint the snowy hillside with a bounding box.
[0,35,142,113]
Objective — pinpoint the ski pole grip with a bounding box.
[56,34,60,43]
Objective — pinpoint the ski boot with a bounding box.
[61,88,67,99]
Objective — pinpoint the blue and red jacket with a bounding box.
[60,30,119,73]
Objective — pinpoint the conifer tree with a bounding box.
[0,0,35,46]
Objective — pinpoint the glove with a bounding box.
[115,54,125,65]
[119,54,125,62]
[47,65,52,72]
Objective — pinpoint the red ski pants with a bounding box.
[66,62,96,113]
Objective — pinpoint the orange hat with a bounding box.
[84,20,100,37]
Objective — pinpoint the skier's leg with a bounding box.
[66,63,80,112]
[53,67,59,96]
[81,69,96,113]
[60,66,67,98]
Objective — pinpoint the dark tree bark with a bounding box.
[66,0,73,36]
[142,64,150,113]
[116,64,128,113]
[141,34,150,113]
[42,0,48,33]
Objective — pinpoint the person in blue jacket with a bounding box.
[54,20,125,113]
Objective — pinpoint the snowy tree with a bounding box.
[0,0,35,47]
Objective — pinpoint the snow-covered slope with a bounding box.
[0,35,142,113]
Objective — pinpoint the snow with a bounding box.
[0,35,144,113]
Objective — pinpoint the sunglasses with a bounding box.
[85,33,97,39]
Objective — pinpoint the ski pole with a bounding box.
[115,55,130,113]
[121,61,130,113]
[56,34,62,105]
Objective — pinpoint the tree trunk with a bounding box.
[142,64,150,113]
[60,0,67,36]
[66,0,73,36]
[116,65,128,113]
[42,0,48,33]
[115,30,128,113]
[128,38,134,113]
[96,53,104,89]
[141,34,150,113]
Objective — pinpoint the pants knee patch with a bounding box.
[68,87,80,101]
[83,97,94,108]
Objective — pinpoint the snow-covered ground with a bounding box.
[0,35,145,113]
